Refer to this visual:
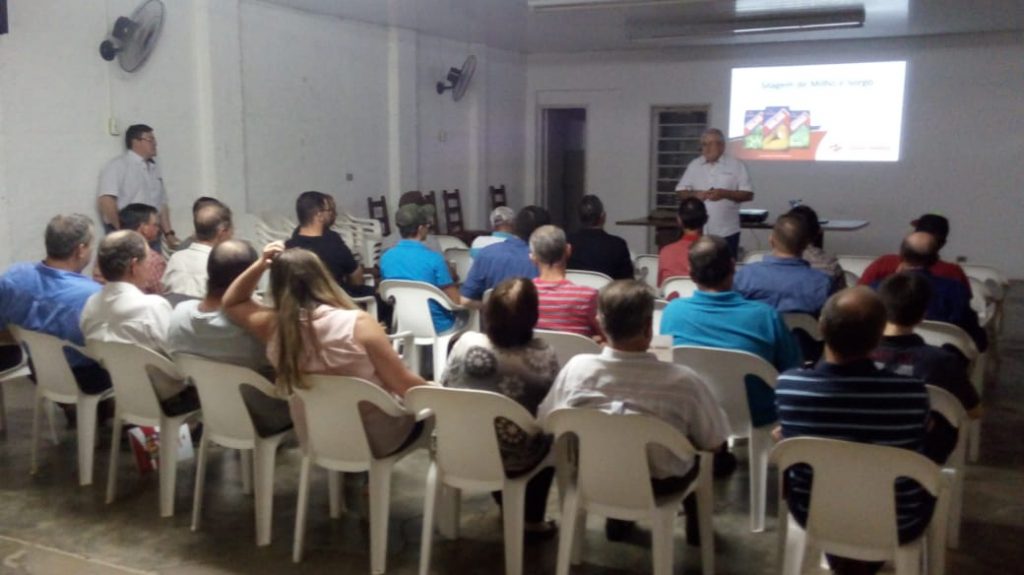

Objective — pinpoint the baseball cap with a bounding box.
[395,203,436,228]
[911,214,950,241]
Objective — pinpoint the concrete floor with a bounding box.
[0,286,1021,574]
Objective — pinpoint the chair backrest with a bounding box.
[8,327,83,400]
[836,255,875,279]
[489,184,507,210]
[742,250,769,264]
[405,386,538,489]
[962,263,1008,288]
[336,211,384,268]
[565,269,613,291]
[925,384,968,468]
[174,354,277,448]
[535,330,602,369]
[444,248,473,283]
[379,280,458,338]
[296,375,409,467]
[633,254,659,288]
[442,189,464,235]
[652,298,668,335]
[87,340,180,422]
[254,212,294,246]
[915,320,978,362]
[966,276,992,319]
[661,275,697,300]
[770,437,945,553]
[545,408,697,511]
[672,345,778,438]
[435,234,469,252]
[367,195,391,237]
[783,312,822,341]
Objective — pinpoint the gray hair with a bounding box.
[489,206,515,228]
[702,128,725,142]
[529,224,567,265]
[97,230,147,281]
[44,214,94,260]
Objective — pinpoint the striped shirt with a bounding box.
[775,359,934,542]
[534,279,600,338]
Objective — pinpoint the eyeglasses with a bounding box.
[138,136,156,144]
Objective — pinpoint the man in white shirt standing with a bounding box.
[675,128,753,258]
[97,124,178,249]
[162,203,234,298]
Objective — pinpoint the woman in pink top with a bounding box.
[223,242,427,456]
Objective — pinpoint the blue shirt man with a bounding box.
[459,206,551,303]
[381,204,459,333]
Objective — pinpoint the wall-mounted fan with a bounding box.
[99,0,165,73]
[436,55,477,102]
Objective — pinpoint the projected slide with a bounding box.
[728,61,907,162]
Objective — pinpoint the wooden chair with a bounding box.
[489,185,508,210]
[442,189,465,235]
[366,195,390,237]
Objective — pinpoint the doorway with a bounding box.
[540,108,587,231]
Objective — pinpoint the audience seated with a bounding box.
[657,197,706,285]
[380,204,459,333]
[460,206,550,306]
[734,213,833,315]
[858,213,971,289]
[539,279,729,544]
[0,214,110,400]
[118,203,166,294]
[660,235,801,427]
[529,225,603,339]
[441,277,559,535]
[872,272,982,462]
[872,232,987,352]
[163,202,234,298]
[380,193,444,256]
[775,287,934,575]
[787,204,846,291]
[82,231,197,409]
[223,243,427,457]
[566,195,634,280]
[284,191,372,299]
[174,197,225,252]
[470,206,516,258]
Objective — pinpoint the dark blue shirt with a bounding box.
[0,262,102,367]
[380,239,456,332]
[460,237,537,300]
[734,255,833,315]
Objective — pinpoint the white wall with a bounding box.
[526,32,1024,277]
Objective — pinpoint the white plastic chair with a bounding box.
[673,345,779,532]
[435,234,469,253]
[174,354,293,546]
[379,280,470,379]
[966,276,995,327]
[535,330,601,370]
[10,327,113,486]
[87,340,200,517]
[742,249,769,264]
[782,312,823,342]
[661,275,697,300]
[836,255,875,280]
[565,269,613,291]
[291,375,431,572]
[405,386,553,575]
[0,342,32,434]
[633,254,659,288]
[916,320,983,462]
[771,437,952,575]
[925,385,969,549]
[653,298,668,335]
[444,247,473,284]
[544,408,715,575]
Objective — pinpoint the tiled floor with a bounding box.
[0,285,1021,574]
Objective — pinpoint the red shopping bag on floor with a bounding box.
[127,425,194,475]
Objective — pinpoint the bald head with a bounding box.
[820,286,887,361]
[771,213,810,256]
[689,235,734,290]
[98,230,147,282]
[900,231,940,269]
[194,203,233,243]
[206,239,258,298]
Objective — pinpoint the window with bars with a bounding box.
[650,106,709,214]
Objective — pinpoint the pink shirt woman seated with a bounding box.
[223,242,427,457]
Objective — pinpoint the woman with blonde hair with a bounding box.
[223,241,426,456]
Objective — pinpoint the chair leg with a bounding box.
[0,383,6,433]
[967,420,981,463]
[240,449,254,495]
[293,456,312,563]
[253,437,281,547]
[328,470,345,519]
[418,462,440,575]
[158,419,183,518]
[948,468,964,549]
[30,392,44,475]
[697,476,715,575]
[749,428,770,532]
[555,486,580,575]
[369,460,394,575]
[75,396,100,486]
[190,433,211,532]
[894,545,922,575]
[47,400,60,445]
[781,514,807,575]
[438,485,461,540]
[501,481,527,575]
[651,509,675,575]
[106,415,124,504]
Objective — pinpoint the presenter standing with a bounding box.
[676,128,753,258]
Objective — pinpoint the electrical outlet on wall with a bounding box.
[108,117,120,136]
[346,173,354,182]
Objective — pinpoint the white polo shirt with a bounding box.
[162,243,212,299]
[98,150,167,210]
[675,154,753,237]
[80,281,172,355]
